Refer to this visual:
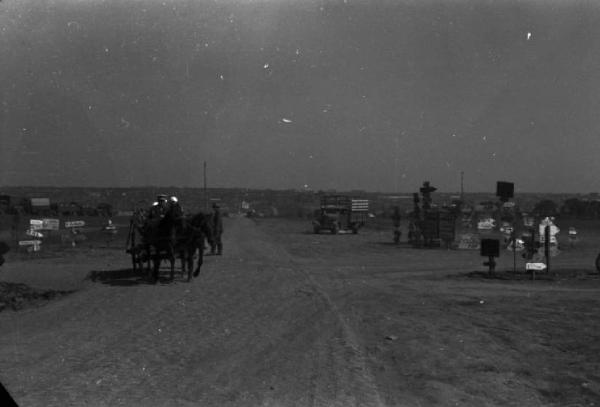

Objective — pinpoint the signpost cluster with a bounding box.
[407,181,457,249]
[398,179,561,278]
[18,218,89,252]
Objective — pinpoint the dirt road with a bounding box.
[1,217,600,406]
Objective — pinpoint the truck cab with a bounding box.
[312,195,369,234]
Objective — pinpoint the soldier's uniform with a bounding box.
[392,206,401,244]
[168,196,183,217]
[211,203,223,255]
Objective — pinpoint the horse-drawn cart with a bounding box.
[125,204,213,283]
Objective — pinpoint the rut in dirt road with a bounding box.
[237,218,385,407]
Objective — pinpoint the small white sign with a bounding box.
[477,218,496,230]
[42,219,60,230]
[539,225,559,244]
[526,262,547,271]
[30,219,43,230]
[65,220,85,228]
[25,229,44,238]
[19,240,42,246]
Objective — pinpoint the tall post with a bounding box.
[512,229,517,274]
[203,161,208,211]
[544,225,550,274]
[460,171,464,201]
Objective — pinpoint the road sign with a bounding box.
[477,218,495,230]
[30,219,43,230]
[526,262,547,271]
[103,225,117,234]
[42,219,60,230]
[65,220,86,228]
[25,229,44,238]
[19,240,42,246]
[457,233,480,250]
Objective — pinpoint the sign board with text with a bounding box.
[19,240,42,246]
[42,219,60,230]
[30,219,44,230]
[457,233,481,250]
[65,220,85,228]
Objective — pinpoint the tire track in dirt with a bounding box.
[237,218,385,407]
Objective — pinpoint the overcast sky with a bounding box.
[1,0,600,193]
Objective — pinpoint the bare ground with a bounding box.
[1,216,599,406]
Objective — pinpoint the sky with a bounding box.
[1,0,600,193]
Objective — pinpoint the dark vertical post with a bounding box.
[544,225,550,274]
[512,229,516,273]
[486,256,496,274]
[13,213,19,250]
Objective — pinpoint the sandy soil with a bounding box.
[1,216,599,406]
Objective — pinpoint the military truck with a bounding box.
[312,195,369,234]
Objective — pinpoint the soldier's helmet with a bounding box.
[156,194,168,202]
[169,196,178,203]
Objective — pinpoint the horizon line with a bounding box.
[0,185,597,196]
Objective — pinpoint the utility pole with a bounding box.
[460,171,464,201]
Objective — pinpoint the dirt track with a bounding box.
[1,217,600,406]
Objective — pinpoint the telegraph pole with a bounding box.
[460,171,464,201]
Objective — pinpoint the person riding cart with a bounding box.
[148,194,169,219]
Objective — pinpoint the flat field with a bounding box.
[0,216,599,406]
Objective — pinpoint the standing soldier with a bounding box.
[211,203,223,255]
[392,206,402,244]
[0,241,8,267]
[568,226,578,249]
